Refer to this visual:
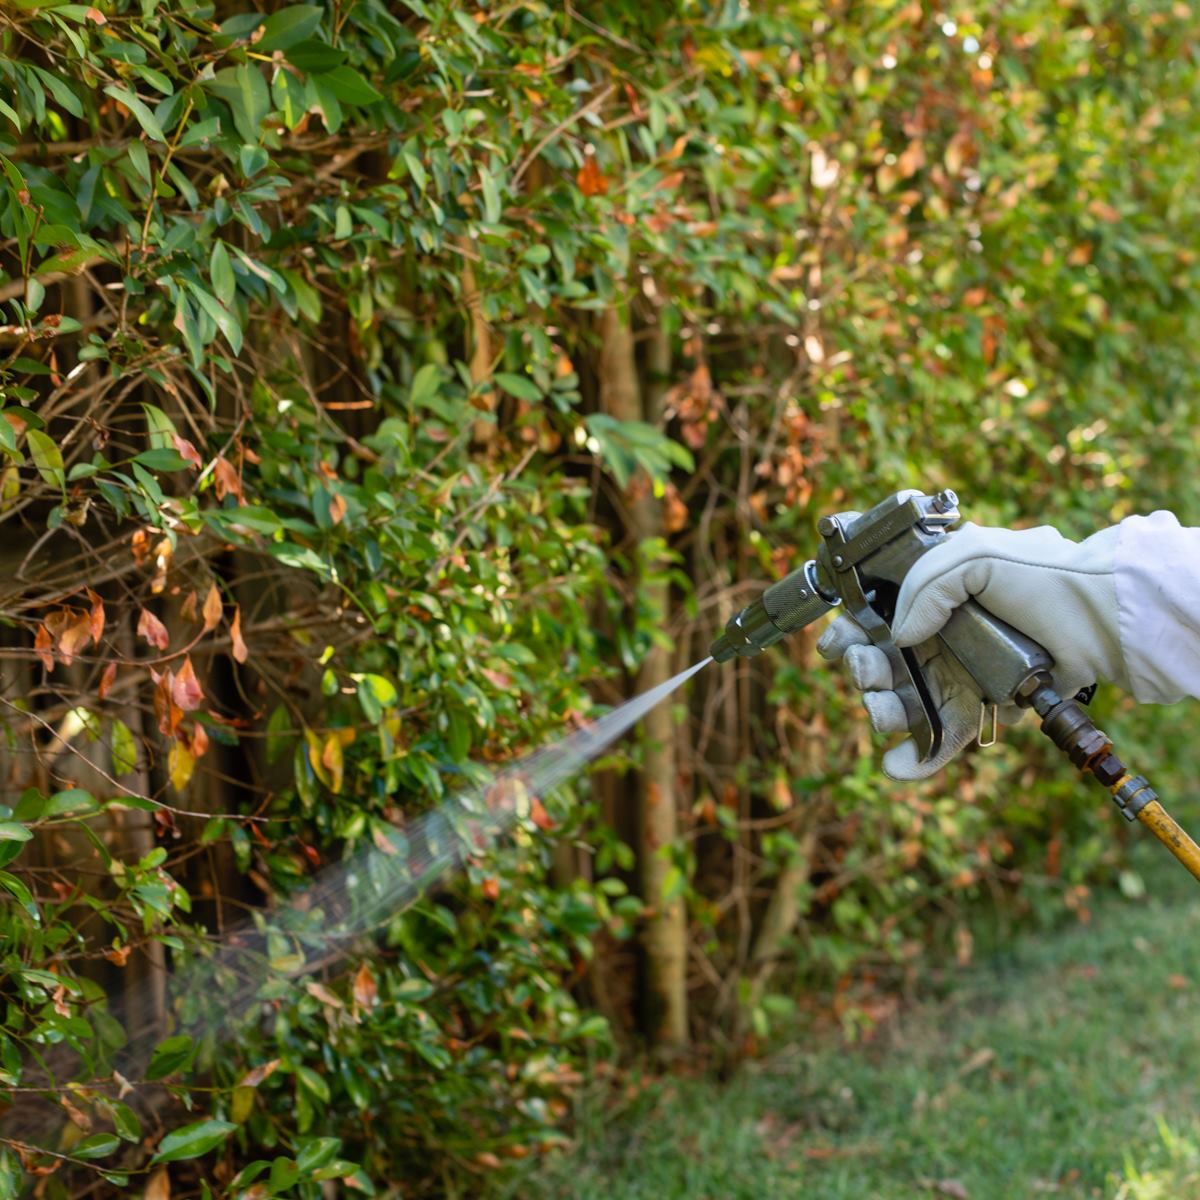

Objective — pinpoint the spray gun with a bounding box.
[711,488,1200,885]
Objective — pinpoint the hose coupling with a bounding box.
[1111,774,1158,823]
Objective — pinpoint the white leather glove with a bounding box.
[817,521,1127,781]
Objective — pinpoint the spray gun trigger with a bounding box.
[978,702,998,749]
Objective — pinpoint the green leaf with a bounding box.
[152,1118,237,1163]
[494,372,541,402]
[316,66,383,106]
[184,280,243,354]
[25,429,64,489]
[0,871,38,920]
[210,240,235,307]
[102,85,165,142]
[409,363,441,409]
[256,4,323,52]
[204,66,270,145]
[134,448,189,471]
[0,823,31,843]
[480,165,502,224]
[285,39,348,73]
[73,1133,120,1161]
[146,1034,194,1081]
[30,64,82,118]
[111,719,137,777]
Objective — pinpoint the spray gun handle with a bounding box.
[935,600,1055,706]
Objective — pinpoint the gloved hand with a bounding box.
[817,521,1127,781]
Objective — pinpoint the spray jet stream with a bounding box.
[126,657,713,1045]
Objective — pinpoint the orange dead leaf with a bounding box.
[131,528,150,566]
[191,721,210,759]
[153,672,184,737]
[98,660,118,698]
[230,605,248,663]
[60,1095,91,1131]
[201,584,222,632]
[86,588,105,644]
[171,656,204,712]
[34,623,54,670]
[180,589,198,621]
[663,484,687,533]
[329,492,347,525]
[576,154,608,197]
[103,944,131,967]
[482,877,500,901]
[352,961,378,1010]
[529,797,553,831]
[137,608,169,651]
[85,5,106,22]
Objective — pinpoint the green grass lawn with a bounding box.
[505,868,1200,1200]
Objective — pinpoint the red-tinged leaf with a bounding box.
[352,962,377,1010]
[34,623,54,670]
[86,588,105,644]
[171,656,204,712]
[576,154,608,197]
[237,1059,281,1089]
[529,797,553,831]
[482,877,500,901]
[85,6,106,22]
[172,433,202,468]
[212,456,243,503]
[137,608,169,651]
[230,605,247,663]
[201,584,222,633]
[98,660,118,698]
[57,610,93,666]
[329,492,347,525]
[481,668,512,690]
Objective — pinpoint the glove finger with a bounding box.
[891,524,992,648]
[862,690,909,734]
[816,614,870,662]
[844,644,893,691]
[881,692,979,781]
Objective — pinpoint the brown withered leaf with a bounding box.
[482,877,500,901]
[103,944,131,967]
[144,1167,170,1200]
[34,623,54,670]
[230,605,248,663]
[305,981,343,1009]
[212,456,244,503]
[201,584,222,632]
[663,484,687,534]
[98,660,118,698]
[529,797,554,831]
[329,492,347,525]
[137,608,169,651]
[171,656,204,712]
[352,962,378,1010]
[60,1094,91,1131]
[180,589,199,621]
[237,1059,281,1089]
[57,610,93,666]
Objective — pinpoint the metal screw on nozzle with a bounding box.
[817,516,838,536]
[931,489,959,513]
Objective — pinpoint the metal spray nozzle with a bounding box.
[710,560,837,662]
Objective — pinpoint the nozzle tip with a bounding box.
[710,634,735,664]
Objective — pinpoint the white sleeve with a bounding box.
[1115,511,1200,704]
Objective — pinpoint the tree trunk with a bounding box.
[599,304,687,1050]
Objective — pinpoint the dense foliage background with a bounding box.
[1,0,1198,1195]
